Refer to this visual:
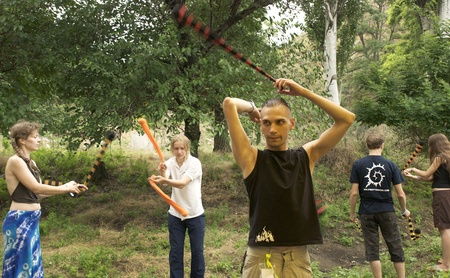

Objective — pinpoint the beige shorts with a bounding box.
[242,245,312,278]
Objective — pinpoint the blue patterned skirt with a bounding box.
[2,210,44,278]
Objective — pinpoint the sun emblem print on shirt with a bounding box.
[364,163,386,188]
[255,226,275,243]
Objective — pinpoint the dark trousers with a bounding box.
[169,213,205,278]
[360,211,405,262]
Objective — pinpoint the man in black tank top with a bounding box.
[223,78,355,277]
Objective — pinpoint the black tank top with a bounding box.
[432,164,450,189]
[244,148,323,246]
[10,159,40,203]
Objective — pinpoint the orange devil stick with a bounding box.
[137,118,165,163]
[138,118,189,216]
[403,141,424,170]
[149,175,188,217]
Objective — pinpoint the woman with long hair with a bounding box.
[403,133,450,271]
[2,120,87,278]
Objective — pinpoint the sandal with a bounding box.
[428,264,449,272]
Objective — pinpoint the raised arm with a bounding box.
[222,97,259,178]
[275,79,355,169]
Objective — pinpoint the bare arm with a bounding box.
[403,157,442,181]
[393,183,409,217]
[222,97,259,178]
[275,79,355,170]
[151,175,191,189]
[6,156,85,196]
[349,183,359,222]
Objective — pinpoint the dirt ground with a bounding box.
[309,237,366,272]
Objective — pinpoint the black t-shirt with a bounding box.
[349,155,404,214]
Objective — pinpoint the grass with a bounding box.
[0,133,449,277]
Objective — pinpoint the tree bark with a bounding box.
[213,103,231,152]
[184,116,201,157]
[324,0,340,105]
[441,0,450,21]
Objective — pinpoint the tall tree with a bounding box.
[440,0,450,20]
[0,0,60,131]
[295,0,364,105]
[352,5,450,139]
[342,0,403,110]
[0,0,303,155]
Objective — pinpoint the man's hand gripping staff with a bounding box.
[137,118,189,217]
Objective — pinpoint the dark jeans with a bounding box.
[168,213,205,278]
[360,211,405,262]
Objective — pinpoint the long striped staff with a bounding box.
[41,131,115,197]
[402,141,424,239]
[403,141,424,170]
[43,180,63,186]
[68,131,116,197]
[355,219,362,233]
[172,4,276,82]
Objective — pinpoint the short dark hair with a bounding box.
[366,133,384,150]
[262,97,291,111]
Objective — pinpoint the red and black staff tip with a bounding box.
[172,4,276,83]
[315,196,326,215]
[403,141,424,170]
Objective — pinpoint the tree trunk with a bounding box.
[184,116,201,158]
[213,103,231,152]
[324,0,340,105]
[440,0,449,19]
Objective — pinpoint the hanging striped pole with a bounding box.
[172,4,276,82]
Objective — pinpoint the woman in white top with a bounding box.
[152,134,205,278]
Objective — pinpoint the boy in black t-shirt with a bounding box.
[349,132,410,278]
